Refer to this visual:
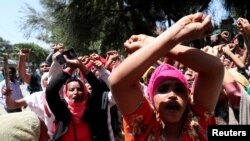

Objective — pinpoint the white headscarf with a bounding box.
[41,72,49,91]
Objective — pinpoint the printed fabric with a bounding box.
[123,97,216,141]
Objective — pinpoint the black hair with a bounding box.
[9,67,16,74]
[238,34,244,48]
[2,67,16,76]
[65,77,85,91]
[39,61,50,67]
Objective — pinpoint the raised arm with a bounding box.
[167,44,224,112]
[109,13,220,114]
[18,48,32,84]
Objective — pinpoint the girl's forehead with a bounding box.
[158,79,182,86]
[67,81,81,87]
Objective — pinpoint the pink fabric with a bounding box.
[60,84,91,141]
[85,61,94,70]
[223,81,241,110]
[147,64,190,105]
[98,56,107,65]
[67,100,86,123]
[63,81,88,123]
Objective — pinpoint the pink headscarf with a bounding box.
[63,80,89,124]
[147,64,190,106]
[41,72,49,91]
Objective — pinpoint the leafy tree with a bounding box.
[0,37,12,56]
[224,0,250,20]
[12,43,49,73]
[24,0,250,54]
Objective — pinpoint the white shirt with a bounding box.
[23,91,55,137]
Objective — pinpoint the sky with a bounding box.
[0,0,228,50]
[0,0,50,49]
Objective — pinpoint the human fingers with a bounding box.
[241,18,249,25]
[93,60,103,68]
[20,48,31,55]
[201,46,209,52]
[237,18,249,31]
[2,88,12,96]
[237,18,243,27]
[65,55,82,68]
[237,18,244,23]
[200,15,213,35]
[130,35,141,42]
[123,40,131,49]
[192,12,204,22]
[221,31,229,37]
[82,56,90,64]
[52,51,62,62]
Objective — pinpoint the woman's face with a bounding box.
[85,82,92,93]
[184,68,196,81]
[154,79,189,123]
[66,81,85,103]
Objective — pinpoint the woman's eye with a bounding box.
[157,84,170,93]
[175,84,187,94]
[78,90,83,94]
[68,89,74,92]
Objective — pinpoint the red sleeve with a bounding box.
[98,56,107,65]
[123,98,162,141]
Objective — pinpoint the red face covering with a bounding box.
[63,81,88,123]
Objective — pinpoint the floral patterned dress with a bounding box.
[123,97,216,141]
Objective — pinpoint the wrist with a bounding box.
[79,65,90,75]
[227,52,233,57]
[167,23,185,43]
[19,55,26,60]
[4,94,11,97]
[63,67,74,75]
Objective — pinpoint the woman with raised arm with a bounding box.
[45,53,112,141]
[109,13,224,141]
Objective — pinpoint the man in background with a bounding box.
[0,67,23,113]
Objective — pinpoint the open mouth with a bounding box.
[72,95,81,102]
[165,101,181,110]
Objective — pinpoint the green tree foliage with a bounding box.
[0,37,12,56]
[20,0,214,56]
[223,0,250,20]
[12,43,49,72]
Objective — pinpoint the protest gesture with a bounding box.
[174,12,213,41]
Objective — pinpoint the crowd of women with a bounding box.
[0,12,250,141]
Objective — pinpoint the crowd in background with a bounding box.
[0,12,250,141]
